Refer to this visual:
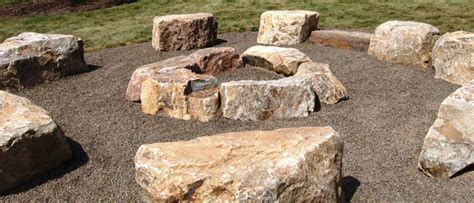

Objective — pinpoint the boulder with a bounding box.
[309,30,373,51]
[189,47,244,74]
[219,78,315,121]
[432,31,474,85]
[135,127,343,202]
[418,80,474,178]
[0,32,88,90]
[241,46,311,76]
[0,91,71,192]
[295,62,348,104]
[368,20,440,68]
[257,10,319,45]
[152,13,218,51]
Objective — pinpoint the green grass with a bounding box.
[1,0,473,51]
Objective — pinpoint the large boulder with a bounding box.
[189,47,244,74]
[152,13,218,51]
[135,127,343,202]
[0,91,71,192]
[432,31,474,85]
[418,81,474,178]
[0,32,88,90]
[295,62,348,104]
[368,20,440,68]
[219,77,315,121]
[309,30,373,51]
[257,10,319,45]
[241,46,311,76]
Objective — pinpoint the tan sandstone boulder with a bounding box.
[135,127,343,202]
[152,13,217,51]
[432,31,474,85]
[0,32,88,90]
[368,20,440,68]
[310,30,373,51]
[219,77,315,121]
[418,80,474,178]
[241,46,311,76]
[189,47,244,74]
[257,10,319,45]
[0,91,72,192]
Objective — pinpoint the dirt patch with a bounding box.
[1,32,472,201]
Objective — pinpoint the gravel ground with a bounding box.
[1,32,472,201]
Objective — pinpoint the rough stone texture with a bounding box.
[0,91,71,192]
[432,31,474,85]
[189,47,244,74]
[310,30,373,51]
[368,20,440,68]
[295,62,348,104]
[0,32,88,90]
[257,10,319,45]
[418,80,474,178]
[152,13,217,51]
[135,127,343,202]
[219,78,315,121]
[241,46,311,76]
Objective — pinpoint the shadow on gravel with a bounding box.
[87,64,102,72]
[0,137,88,197]
[451,164,474,179]
[341,176,360,202]
[214,38,228,46]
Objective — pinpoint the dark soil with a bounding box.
[1,32,473,201]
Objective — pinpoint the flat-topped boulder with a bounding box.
[135,127,343,202]
[0,91,71,192]
[0,32,88,90]
[432,31,474,85]
[257,10,319,45]
[368,20,440,68]
[418,80,474,178]
[152,13,217,51]
[189,47,244,74]
[241,46,311,76]
[219,77,315,121]
[310,30,373,51]
[295,62,348,104]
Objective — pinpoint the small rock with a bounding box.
[257,10,319,45]
[241,46,311,76]
[432,31,474,85]
[189,47,244,74]
[309,30,373,51]
[0,32,88,90]
[152,13,218,51]
[418,80,474,178]
[0,91,72,192]
[135,127,343,202]
[368,20,440,68]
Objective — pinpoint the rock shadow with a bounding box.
[214,38,228,46]
[451,163,474,179]
[341,176,360,202]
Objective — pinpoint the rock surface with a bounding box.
[368,20,440,68]
[0,32,88,90]
[219,78,315,121]
[152,13,217,51]
[241,46,311,76]
[432,31,474,85]
[189,47,243,74]
[257,10,319,45]
[295,62,348,104]
[135,127,343,202]
[0,91,71,192]
[310,30,373,51]
[418,81,474,178]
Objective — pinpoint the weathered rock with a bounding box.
[295,62,348,104]
[135,127,343,202]
[219,78,315,121]
[241,46,311,76]
[257,10,319,45]
[152,13,218,51]
[188,88,220,122]
[368,20,440,68]
[0,91,71,192]
[189,47,244,74]
[418,81,474,178]
[310,30,373,51]
[432,31,474,85]
[0,32,88,90]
